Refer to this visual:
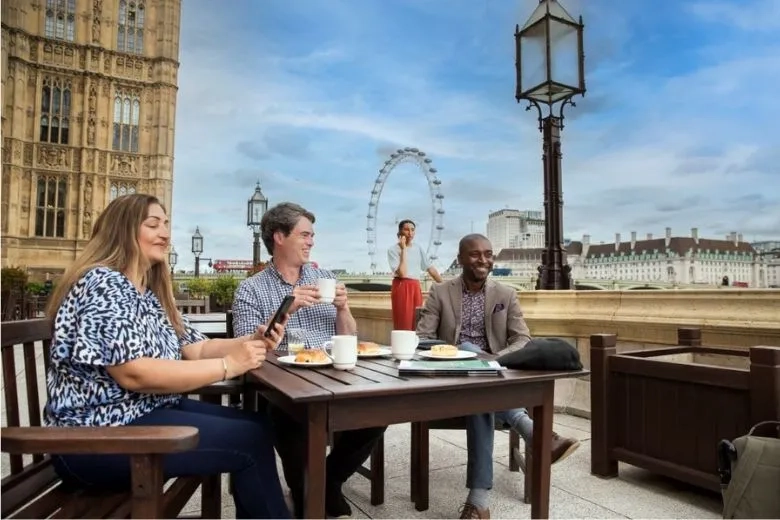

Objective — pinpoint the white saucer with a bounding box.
[278,355,333,367]
[417,350,478,360]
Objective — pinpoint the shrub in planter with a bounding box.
[211,276,239,309]
[186,277,212,300]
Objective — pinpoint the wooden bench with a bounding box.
[591,327,780,491]
[175,299,210,315]
[1,318,222,518]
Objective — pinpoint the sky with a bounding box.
[169,0,780,273]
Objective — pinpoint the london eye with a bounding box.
[366,147,445,273]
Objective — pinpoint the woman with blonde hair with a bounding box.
[44,194,290,519]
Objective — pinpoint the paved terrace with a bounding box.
[170,413,723,518]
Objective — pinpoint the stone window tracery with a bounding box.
[117,0,145,54]
[113,90,140,152]
[35,176,68,238]
[109,182,137,201]
[45,0,76,41]
[40,77,71,144]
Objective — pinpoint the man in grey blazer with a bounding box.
[416,234,579,519]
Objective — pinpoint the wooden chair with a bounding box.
[1,319,219,518]
[410,307,528,511]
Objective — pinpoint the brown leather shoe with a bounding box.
[459,502,490,519]
[518,432,581,472]
[551,432,580,464]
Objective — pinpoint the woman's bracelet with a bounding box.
[221,358,228,381]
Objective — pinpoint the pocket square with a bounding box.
[492,303,506,314]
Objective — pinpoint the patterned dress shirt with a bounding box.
[232,261,338,349]
[44,267,205,427]
[458,282,488,351]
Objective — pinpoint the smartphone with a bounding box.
[263,295,295,338]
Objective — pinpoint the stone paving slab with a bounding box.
[176,414,721,519]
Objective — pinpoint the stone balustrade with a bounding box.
[348,289,780,418]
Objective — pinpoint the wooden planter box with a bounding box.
[590,328,780,491]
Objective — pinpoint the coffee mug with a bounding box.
[390,330,419,360]
[317,278,336,304]
[324,335,357,370]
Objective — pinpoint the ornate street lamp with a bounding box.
[515,0,585,290]
[168,245,178,275]
[191,227,203,278]
[247,182,268,266]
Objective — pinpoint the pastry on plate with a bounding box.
[358,341,381,355]
[430,344,459,357]
[294,349,330,363]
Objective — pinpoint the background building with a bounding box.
[486,209,544,253]
[752,241,780,288]
[1,0,182,279]
[492,228,769,288]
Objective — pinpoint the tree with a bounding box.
[186,277,212,299]
[211,276,239,308]
[1,267,28,293]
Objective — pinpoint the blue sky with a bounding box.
[169,0,780,273]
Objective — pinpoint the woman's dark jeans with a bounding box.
[52,398,290,519]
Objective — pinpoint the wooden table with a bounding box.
[247,351,587,519]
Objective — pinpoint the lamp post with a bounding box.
[191,227,203,278]
[168,245,178,275]
[247,182,268,266]
[515,0,585,290]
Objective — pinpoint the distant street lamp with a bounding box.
[168,245,178,275]
[191,227,203,278]
[247,182,268,266]
[515,0,585,290]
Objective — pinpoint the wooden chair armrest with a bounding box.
[191,378,244,395]
[1,426,199,455]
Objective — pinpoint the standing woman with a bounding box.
[44,194,290,519]
[387,219,443,330]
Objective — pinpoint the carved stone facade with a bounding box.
[1,0,182,279]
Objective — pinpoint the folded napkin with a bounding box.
[496,338,583,370]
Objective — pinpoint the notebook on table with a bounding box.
[398,359,504,376]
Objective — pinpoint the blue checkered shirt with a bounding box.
[232,261,338,349]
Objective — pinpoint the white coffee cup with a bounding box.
[317,278,336,304]
[391,330,419,360]
[324,335,357,370]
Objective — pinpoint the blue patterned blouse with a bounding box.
[44,267,206,427]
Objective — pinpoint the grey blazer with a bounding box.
[415,275,531,355]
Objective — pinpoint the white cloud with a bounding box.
[168,0,780,273]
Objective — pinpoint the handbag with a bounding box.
[718,421,780,519]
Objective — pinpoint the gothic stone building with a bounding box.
[1,0,181,279]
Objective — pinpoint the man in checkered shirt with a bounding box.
[233,202,386,519]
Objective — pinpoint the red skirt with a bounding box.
[391,278,423,331]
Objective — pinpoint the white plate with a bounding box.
[417,350,478,360]
[358,347,392,358]
[277,355,333,367]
